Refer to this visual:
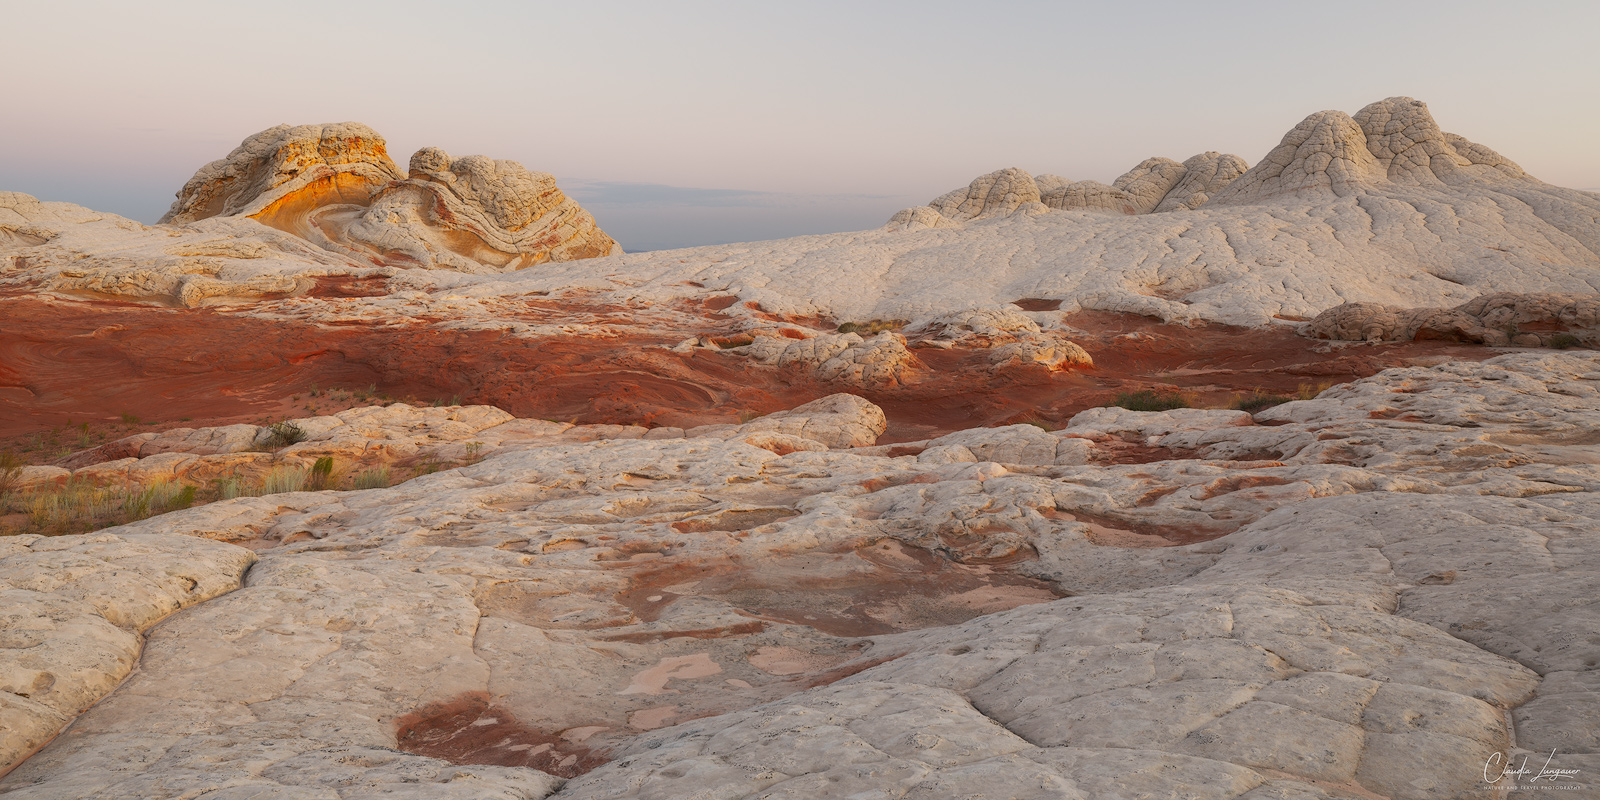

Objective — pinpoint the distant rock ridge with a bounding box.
[888,96,1538,229]
[161,122,620,272]
[4,95,1597,325]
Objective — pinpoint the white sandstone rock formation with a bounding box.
[1,353,1596,797]
[0,533,254,778]
[1306,291,1600,347]
[161,123,621,272]
[5,97,1598,326]
[728,330,922,387]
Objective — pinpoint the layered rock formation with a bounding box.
[161,123,621,272]
[1306,292,1600,348]
[2,353,1597,797]
[5,97,1597,325]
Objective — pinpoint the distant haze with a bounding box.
[3,1,1597,252]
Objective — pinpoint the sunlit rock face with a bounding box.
[160,123,620,272]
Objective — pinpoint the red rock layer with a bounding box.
[0,296,1501,449]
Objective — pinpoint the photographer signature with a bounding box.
[1485,749,1582,784]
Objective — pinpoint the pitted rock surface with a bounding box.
[1306,292,1600,348]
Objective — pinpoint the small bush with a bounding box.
[1296,382,1333,401]
[0,450,23,497]
[1550,333,1580,350]
[1234,393,1293,414]
[1107,390,1190,412]
[836,319,908,335]
[17,478,199,535]
[352,467,391,490]
[214,477,244,500]
[464,442,484,461]
[120,412,141,425]
[258,421,309,451]
[256,466,309,495]
[307,457,336,491]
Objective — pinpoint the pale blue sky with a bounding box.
[3,1,1597,251]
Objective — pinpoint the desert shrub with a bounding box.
[836,319,908,335]
[120,412,141,425]
[0,450,22,497]
[258,421,309,451]
[20,478,198,535]
[1550,333,1580,350]
[307,457,336,491]
[1296,381,1333,401]
[1108,390,1190,412]
[255,466,308,495]
[352,467,391,490]
[1234,393,1293,414]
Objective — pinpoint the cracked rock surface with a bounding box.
[1,353,1596,797]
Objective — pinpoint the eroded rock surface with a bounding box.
[6,97,1597,327]
[1,354,1595,797]
[1307,292,1600,348]
[164,123,620,272]
[0,533,254,778]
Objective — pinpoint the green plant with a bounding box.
[351,467,390,490]
[836,319,908,335]
[1107,390,1191,412]
[1296,382,1333,401]
[256,466,309,495]
[464,442,484,461]
[1022,419,1054,432]
[1233,392,1293,414]
[737,410,767,423]
[307,457,336,491]
[171,485,197,510]
[0,450,23,497]
[214,477,244,500]
[1550,333,1580,350]
[257,421,309,451]
[17,478,199,535]
[120,412,141,425]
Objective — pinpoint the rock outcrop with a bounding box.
[0,533,254,778]
[6,97,1598,325]
[2,353,1597,796]
[162,123,620,272]
[1306,292,1600,347]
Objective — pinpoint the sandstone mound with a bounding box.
[160,123,406,224]
[896,96,1553,226]
[893,151,1253,229]
[162,122,619,272]
[1306,292,1600,347]
[6,96,1598,325]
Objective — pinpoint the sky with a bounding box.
[3,0,1598,252]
